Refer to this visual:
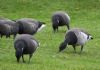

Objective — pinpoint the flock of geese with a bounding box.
[0,11,93,63]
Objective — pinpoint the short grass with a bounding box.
[0,0,100,70]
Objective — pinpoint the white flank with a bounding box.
[65,13,70,21]
[80,32,88,41]
[37,24,46,32]
[79,32,88,45]
[76,31,89,46]
[32,40,38,47]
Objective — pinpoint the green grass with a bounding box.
[0,0,100,70]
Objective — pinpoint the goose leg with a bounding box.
[72,45,76,53]
[29,54,33,63]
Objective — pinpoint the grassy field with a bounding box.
[0,0,100,70]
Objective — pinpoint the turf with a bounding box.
[0,0,100,70]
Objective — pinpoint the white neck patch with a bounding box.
[37,24,46,32]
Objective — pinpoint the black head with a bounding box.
[91,37,93,39]
[59,42,67,52]
[38,22,42,28]
[87,34,93,40]
[37,21,46,32]
[38,21,46,28]
[15,49,23,62]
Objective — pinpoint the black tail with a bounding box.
[59,39,68,52]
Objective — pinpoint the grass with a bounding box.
[0,0,100,70]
